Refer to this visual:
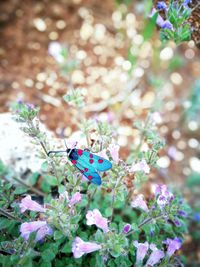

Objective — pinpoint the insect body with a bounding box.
[48,148,112,185]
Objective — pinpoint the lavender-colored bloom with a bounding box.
[108,144,120,164]
[174,219,181,227]
[69,192,82,206]
[133,241,149,264]
[162,20,173,30]
[131,194,149,212]
[123,224,131,234]
[86,209,109,233]
[178,210,187,218]
[35,224,53,242]
[130,159,150,174]
[146,244,165,266]
[19,195,45,213]
[20,221,52,242]
[163,238,182,257]
[72,237,102,258]
[183,0,192,6]
[157,1,167,10]
[149,8,173,30]
[154,184,174,208]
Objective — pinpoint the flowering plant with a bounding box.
[0,100,191,267]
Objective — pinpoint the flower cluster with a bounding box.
[150,0,192,44]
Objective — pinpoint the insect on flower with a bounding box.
[47,141,112,185]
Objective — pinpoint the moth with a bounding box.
[48,147,112,185]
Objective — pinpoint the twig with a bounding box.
[0,207,22,222]
[126,213,168,236]
[2,175,45,197]
[110,174,124,221]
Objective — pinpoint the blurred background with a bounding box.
[0,0,200,264]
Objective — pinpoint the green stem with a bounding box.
[126,213,168,236]
[0,207,22,222]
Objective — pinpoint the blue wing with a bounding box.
[77,149,112,172]
[75,161,102,185]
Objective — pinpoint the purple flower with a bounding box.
[178,210,187,218]
[19,195,45,213]
[174,219,181,227]
[123,224,131,234]
[157,1,167,10]
[72,237,102,258]
[153,184,174,208]
[162,20,173,30]
[69,192,82,206]
[163,238,182,257]
[35,224,53,242]
[20,221,52,242]
[86,209,109,233]
[133,241,149,264]
[108,144,120,164]
[130,159,150,174]
[131,194,149,212]
[149,8,173,30]
[183,0,192,6]
[146,244,165,266]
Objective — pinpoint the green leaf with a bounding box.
[41,249,55,261]
[54,230,63,240]
[105,207,112,217]
[143,12,158,41]
[44,175,58,186]
[14,185,27,195]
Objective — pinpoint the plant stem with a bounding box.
[2,175,45,197]
[0,207,22,222]
[85,187,97,211]
[126,213,168,236]
[110,174,124,221]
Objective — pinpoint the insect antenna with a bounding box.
[47,150,67,157]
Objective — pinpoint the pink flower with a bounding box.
[72,237,102,258]
[153,184,174,207]
[108,144,120,164]
[20,221,52,242]
[130,159,150,174]
[69,192,82,206]
[86,209,109,233]
[95,149,109,160]
[131,194,149,212]
[133,241,149,264]
[163,238,182,257]
[146,244,165,266]
[19,195,45,213]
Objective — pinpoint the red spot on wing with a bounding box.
[88,175,93,180]
[71,160,77,165]
[80,170,84,173]
[98,159,103,163]
[84,168,88,172]
[89,159,94,164]
[77,149,83,156]
[89,154,93,158]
